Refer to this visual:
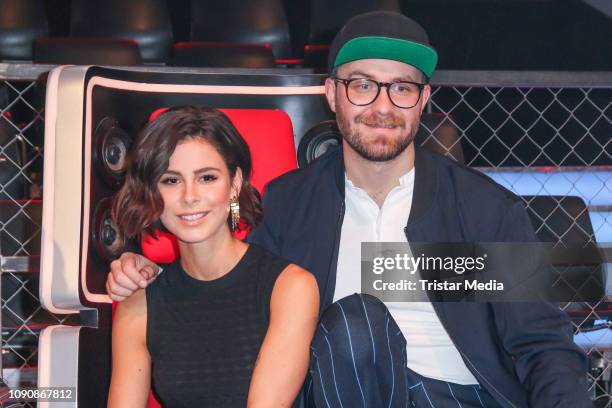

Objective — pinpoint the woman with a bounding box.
[107,106,319,407]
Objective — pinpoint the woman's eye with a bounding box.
[200,174,218,182]
[160,177,179,185]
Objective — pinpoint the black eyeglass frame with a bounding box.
[332,77,427,109]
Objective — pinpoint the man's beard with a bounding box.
[336,109,417,162]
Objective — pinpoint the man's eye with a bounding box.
[393,83,416,94]
[350,80,373,92]
[357,81,372,90]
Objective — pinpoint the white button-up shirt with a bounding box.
[334,169,479,384]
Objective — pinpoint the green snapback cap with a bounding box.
[328,11,438,78]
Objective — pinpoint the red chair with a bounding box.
[137,108,297,408]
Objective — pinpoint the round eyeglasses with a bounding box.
[333,77,426,109]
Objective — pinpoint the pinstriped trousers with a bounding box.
[309,294,501,408]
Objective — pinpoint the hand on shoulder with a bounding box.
[106,252,160,302]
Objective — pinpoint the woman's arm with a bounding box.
[107,289,151,408]
[247,264,319,408]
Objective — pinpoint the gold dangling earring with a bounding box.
[230,196,240,230]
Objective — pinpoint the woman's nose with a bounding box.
[182,181,200,206]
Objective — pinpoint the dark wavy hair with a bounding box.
[112,106,262,240]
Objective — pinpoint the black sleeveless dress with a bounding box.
[145,244,289,407]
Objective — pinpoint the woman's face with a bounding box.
[158,137,241,245]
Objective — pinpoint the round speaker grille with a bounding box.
[297,120,341,167]
[91,198,125,262]
[93,117,132,187]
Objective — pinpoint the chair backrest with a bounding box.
[141,108,297,264]
[34,37,143,65]
[522,195,597,246]
[171,42,275,68]
[190,0,292,59]
[522,195,603,307]
[308,0,400,44]
[70,0,172,62]
[0,0,48,60]
[303,44,330,70]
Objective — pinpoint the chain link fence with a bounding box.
[424,71,612,407]
[0,68,80,407]
[0,66,610,406]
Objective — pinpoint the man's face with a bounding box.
[325,58,431,162]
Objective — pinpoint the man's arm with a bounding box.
[493,301,590,407]
[492,201,591,408]
[246,181,282,254]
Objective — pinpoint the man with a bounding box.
[107,11,591,408]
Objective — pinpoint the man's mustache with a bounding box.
[356,113,405,128]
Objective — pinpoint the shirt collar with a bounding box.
[345,167,415,191]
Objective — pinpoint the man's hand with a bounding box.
[106,252,160,301]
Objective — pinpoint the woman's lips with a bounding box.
[177,211,208,225]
